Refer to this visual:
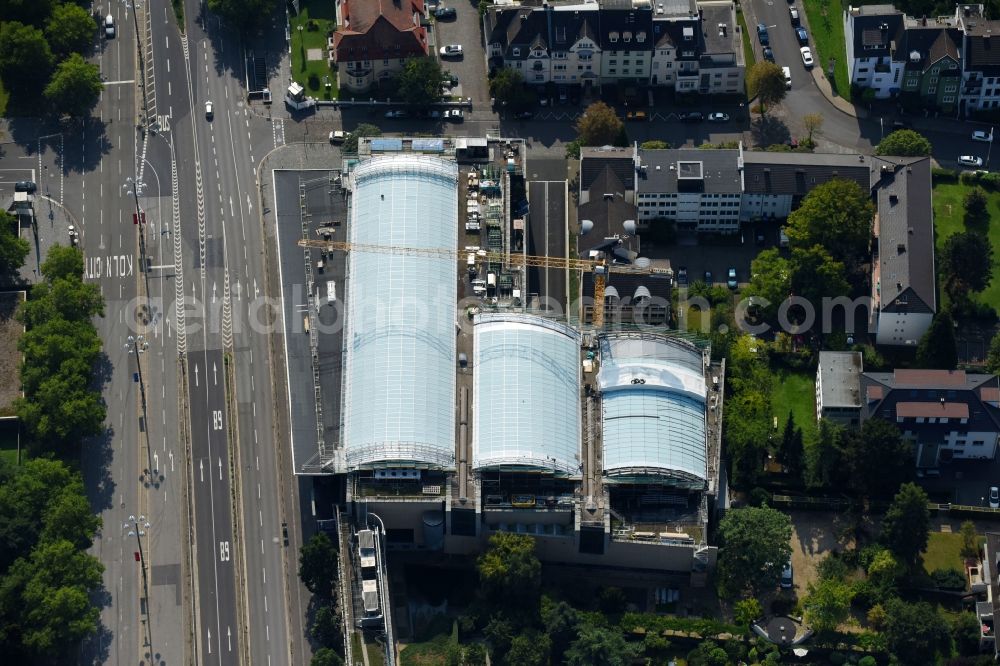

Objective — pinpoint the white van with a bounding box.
[782,66,792,89]
[105,14,115,38]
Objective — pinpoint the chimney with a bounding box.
[922,16,927,26]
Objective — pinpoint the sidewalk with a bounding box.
[809,68,864,119]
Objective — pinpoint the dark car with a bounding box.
[757,23,769,46]
[763,46,775,62]
[676,267,688,286]
[680,111,704,123]
[795,26,809,44]
[282,522,289,546]
[14,181,36,193]
[514,110,534,119]
[558,86,569,104]
[434,6,456,19]
[704,270,713,284]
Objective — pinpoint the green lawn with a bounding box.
[922,531,965,574]
[933,181,1000,312]
[771,369,815,431]
[290,0,338,99]
[0,424,19,466]
[736,7,756,67]
[801,0,851,102]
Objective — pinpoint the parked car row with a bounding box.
[383,108,465,121]
[757,6,813,72]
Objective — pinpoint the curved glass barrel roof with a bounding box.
[343,155,458,469]
[597,334,707,485]
[472,314,582,475]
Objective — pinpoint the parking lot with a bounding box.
[432,1,490,115]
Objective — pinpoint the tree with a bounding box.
[45,4,96,59]
[916,311,958,370]
[777,413,804,478]
[343,123,381,154]
[508,631,550,666]
[952,611,984,657]
[489,68,533,111]
[575,101,624,147]
[565,625,641,666]
[44,54,103,118]
[311,603,342,648]
[716,506,793,597]
[310,647,344,666]
[394,57,446,107]
[733,597,763,625]
[875,129,932,156]
[806,418,848,489]
[964,186,989,226]
[802,578,853,633]
[746,62,787,116]
[207,0,275,31]
[803,113,824,144]
[940,231,993,301]
[686,640,731,666]
[960,520,980,559]
[789,244,850,306]
[883,598,949,665]
[881,482,930,568]
[988,331,1000,374]
[0,211,29,285]
[743,249,791,323]
[866,547,903,596]
[640,140,671,149]
[844,418,913,498]
[0,22,54,91]
[0,0,57,26]
[785,179,875,266]
[40,244,84,282]
[542,598,579,663]
[298,532,338,598]
[477,532,541,611]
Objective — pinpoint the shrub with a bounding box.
[930,567,966,590]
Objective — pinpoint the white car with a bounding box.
[973,129,994,142]
[329,130,346,144]
[708,112,729,122]
[958,155,984,167]
[991,486,999,509]
[445,109,464,121]
[384,110,408,119]
[439,44,463,57]
[800,46,814,67]
[205,101,213,120]
[105,14,115,38]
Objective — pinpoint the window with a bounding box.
[858,67,870,73]
[610,32,619,43]
[609,59,617,65]
[383,58,389,65]
[944,84,957,92]
[943,95,955,103]
[512,48,520,56]
[609,68,616,74]
[928,86,937,94]
[975,440,986,446]
[930,77,939,86]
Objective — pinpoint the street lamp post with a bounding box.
[125,334,156,483]
[126,514,156,662]
[123,0,150,132]
[989,126,996,167]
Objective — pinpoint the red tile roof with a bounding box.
[867,385,884,401]
[892,369,968,388]
[334,0,428,60]
[981,386,1000,403]
[895,401,969,419]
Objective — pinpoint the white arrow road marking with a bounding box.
[213,362,218,386]
[199,459,204,482]
[194,363,199,387]
[227,626,232,651]
[218,457,222,481]
[208,628,212,654]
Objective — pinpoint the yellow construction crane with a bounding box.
[296,238,671,328]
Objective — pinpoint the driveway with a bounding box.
[433,1,491,108]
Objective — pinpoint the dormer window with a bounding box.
[683,26,694,41]
[610,32,619,42]
[623,31,632,42]
[636,31,646,42]
[512,47,520,56]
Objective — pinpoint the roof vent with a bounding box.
[909,50,922,62]
[889,194,899,204]
[908,226,914,234]
[656,165,661,170]
[859,155,865,161]
[897,242,906,254]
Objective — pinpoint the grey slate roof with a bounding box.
[597,8,654,52]
[578,167,638,253]
[849,6,905,59]
[742,151,871,196]
[655,16,701,56]
[964,20,1000,75]
[700,3,738,57]
[896,26,962,71]
[581,146,635,192]
[872,156,935,315]
[636,148,741,194]
[861,370,1000,436]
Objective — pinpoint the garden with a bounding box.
[289,0,339,99]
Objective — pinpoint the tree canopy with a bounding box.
[940,231,994,302]
[716,506,793,597]
[883,598,949,665]
[394,57,445,107]
[477,532,541,610]
[45,4,96,59]
[747,62,787,115]
[565,625,641,666]
[207,0,276,31]
[44,54,104,118]
[803,578,854,633]
[881,482,931,568]
[0,211,29,285]
[489,68,534,111]
[785,179,875,267]
[844,418,913,498]
[575,101,624,147]
[0,22,54,91]
[875,129,932,156]
[298,532,338,599]
[342,123,381,154]
[916,311,958,370]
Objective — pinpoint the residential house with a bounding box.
[978,532,1000,657]
[816,351,863,426]
[861,369,1000,468]
[550,9,602,87]
[739,151,871,222]
[692,1,744,94]
[869,156,936,346]
[844,5,905,99]
[634,147,743,233]
[649,0,699,87]
[896,16,963,113]
[331,0,429,92]
[957,5,1000,114]
[597,5,655,85]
